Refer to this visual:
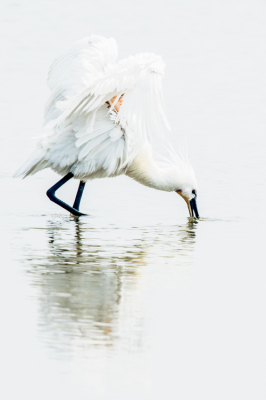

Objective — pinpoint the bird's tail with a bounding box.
[13,148,48,178]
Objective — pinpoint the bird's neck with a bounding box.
[126,148,179,192]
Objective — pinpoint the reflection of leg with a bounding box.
[74,219,82,263]
[46,173,87,216]
[73,181,86,211]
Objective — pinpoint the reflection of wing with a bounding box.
[21,220,196,355]
[52,53,171,144]
[24,219,146,353]
[44,35,118,126]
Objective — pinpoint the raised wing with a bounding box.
[52,52,171,143]
[44,35,118,125]
[14,39,171,180]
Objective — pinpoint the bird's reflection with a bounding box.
[25,218,198,358]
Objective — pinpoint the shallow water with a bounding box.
[1,0,266,399]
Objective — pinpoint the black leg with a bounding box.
[73,181,86,211]
[46,173,87,216]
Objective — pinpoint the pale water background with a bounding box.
[0,0,266,399]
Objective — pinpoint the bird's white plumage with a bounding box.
[14,35,198,199]
[53,51,171,143]
[44,35,118,126]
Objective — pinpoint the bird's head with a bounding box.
[176,188,199,219]
[160,144,200,219]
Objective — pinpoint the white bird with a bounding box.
[14,35,199,218]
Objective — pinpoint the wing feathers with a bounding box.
[50,50,170,146]
[44,35,118,126]
[19,38,171,180]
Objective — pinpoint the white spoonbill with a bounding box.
[14,35,199,218]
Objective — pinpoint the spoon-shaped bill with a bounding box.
[190,195,199,219]
[176,190,200,219]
